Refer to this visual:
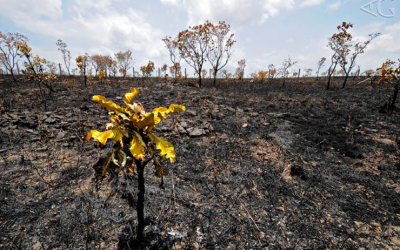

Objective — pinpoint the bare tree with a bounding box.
[316,57,326,80]
[161,64,168,78]
[115,50,134,77]
[90,54,108,77]
[279,57,298,86]
[0,32,28,82]
[76,53,90,87]
[56,39,72,78]
[177,21,213,87]
[207,21,236,86]
[235,59,246,81]
[221,69,228,79]
[305,68,313,77]
[169,62,182,80]
[327,22,380,89]
[46,61,58,75]
[162,36,181,81]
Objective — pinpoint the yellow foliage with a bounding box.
[148,133,176,163]
[140,61,155,77]
[98,70,106,81]
[17,42,32,55]
[377,60,400,86]
[85,88,185,168]
[251,70,268,83]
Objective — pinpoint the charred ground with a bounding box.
[1,76,400,249]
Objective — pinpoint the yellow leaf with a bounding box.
[132,112,156,131]
[153,107,169,118]
[130,132,145,161]
[85,130,115,146]
[124,88,140,105]
[168,104,186,114]
[152,107,168,125]
[92,95,125,113]
[152,104,185,125]
[148,132,176,163]
[111,129,124,142]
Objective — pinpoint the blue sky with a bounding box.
[0,0,399,77]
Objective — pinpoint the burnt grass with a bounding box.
[1,75,400,249]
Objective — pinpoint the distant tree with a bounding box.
[305,68,313,77]
[235,59,246,81]
[363,68,380,85]
[206,21,236,86]
[254,70,268,83]
[279,57,298,86]
[377,59,400,111]
[46,61,58,75]
[201,68,207,78]
[169,62,181,79]
[119,68,127,77]
[161,64,168,77]
[90,54,108,76]
[115,50,133,77]
[162,36,181,81]
[56,39,72,78]
[268,64,277,83]
[336,68,346,76]
[76,53,90,87]
[363,69,375,77]
[0,32,28,82]
[177,21,213,87]
[105,56,117,78]
[316,57,326,80]
[98,70,106,84]
[221,69,228,79]
[327,22,380,89]
[140,61,155,77]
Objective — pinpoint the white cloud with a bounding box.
[161,0,295,26]
[328,1,341,11]
[0,0,64,35]
[0,0,63,20]
[0,0,167,72]
[367,22,400,54]
[300,0,325,8]
[73,0,118,12]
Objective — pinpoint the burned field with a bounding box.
[1,77,400,249]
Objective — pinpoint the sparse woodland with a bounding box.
[1,21,400,249]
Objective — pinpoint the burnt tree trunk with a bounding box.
[198,73,202,88]
[342,73,349,89]
[213,72,217,87]
[10,70,17,83]
[84,67,87,87]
